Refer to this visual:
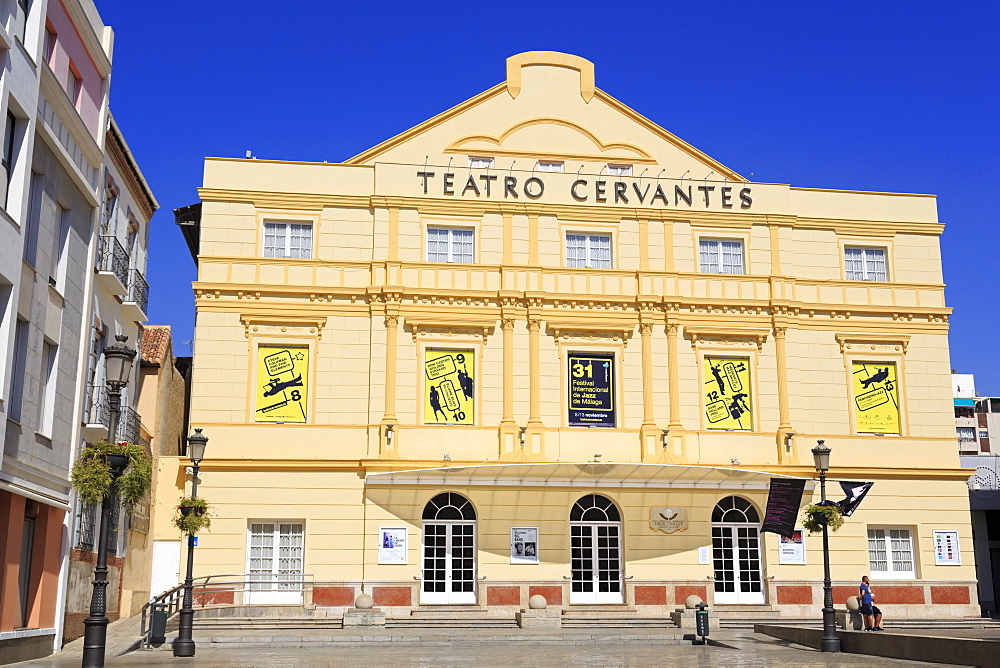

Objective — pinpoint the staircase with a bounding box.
[560,607,676,628]
[386,606,518,629]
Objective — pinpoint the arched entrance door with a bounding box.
[712,496,764,604]
[570,494,623,604]
[421,492,477,604]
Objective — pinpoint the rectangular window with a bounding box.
[12,0,29,43]
[101,178,118,236]
[980,430,989,439]
[426,226,473,263]
[43,24,55,63]
[566,233,611,269]
[468,156,494,169]
[52,204,71,291]
[424,349,474,425]
[8,319,28,422]
[37,341,56,436]
[263,221,312,259]
[867,527,915,578]
[699,239,744,274]
[246,521,305,604]
[957,427,976,442]
[75,503,96,551]
[537,160,564,172]
[23,171,41,267]
[67,62,83,106]
[607,164,632,176]
[2,112,18,211]
[845,247,887,281]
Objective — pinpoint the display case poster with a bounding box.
[424,349,474,425]
[702,356,753,430]
[379,527,407,564]
[255,345,309,423]
[852,361,900,434]
[568,353,615,427]
[933,530,961,565]
[510,527,538,564]
[778,529,806,564]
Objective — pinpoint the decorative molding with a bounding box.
[835,333,910,355]
[406,318,495,343]
[240,315,327,339]
[384,314,399,329]
[686,327,769,351]
[547,321,633,347]
[500,318,516,332]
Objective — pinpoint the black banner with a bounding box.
[568,353,615,427]
[761,478,807,538]
[837,481,874,517]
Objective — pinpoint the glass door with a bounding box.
[421,521,476,604]
[246,522,304,604]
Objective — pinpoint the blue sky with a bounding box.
[96,1,1000,392]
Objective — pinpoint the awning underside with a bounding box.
[365,462,816,491]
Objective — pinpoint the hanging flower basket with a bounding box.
[70,441,152,508]
[802,502,844,533]
[173,496,212,534]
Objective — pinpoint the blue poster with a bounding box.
[568,353,615,427]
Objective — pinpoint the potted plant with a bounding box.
[173,496,212,534]
[802,502,844,533]
[70,441,152,507]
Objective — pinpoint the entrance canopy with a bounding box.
[365,462,816,491]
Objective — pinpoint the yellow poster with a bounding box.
[852,361,899,434]
[703,356,753,430]
[424,349,474,425]
[255,345,309,423]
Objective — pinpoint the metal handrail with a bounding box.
[140,573,315,647]
[125,268,149,315]
[97,236,129,287]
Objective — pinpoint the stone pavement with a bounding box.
[12,629,960,667]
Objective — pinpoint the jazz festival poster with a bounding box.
[852,361,900,434]
[424,349,474,425]
[703,356,753,430]
[568,353,616,427]
[255,345,309,423]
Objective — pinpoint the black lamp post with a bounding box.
[82,335,137,668]
[173,428,208,657]
[812,439,841,653]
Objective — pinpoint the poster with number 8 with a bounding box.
[255,345,309,423]
[424,349,474,425]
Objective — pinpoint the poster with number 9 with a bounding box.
[424,349,474,425]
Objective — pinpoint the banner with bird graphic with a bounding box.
[851,361,899,434]
[255,344,309,423]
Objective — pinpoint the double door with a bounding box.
[570,522,623,604]
[712,524,764,604]
[246,522,304,605]
[421,522,476,604]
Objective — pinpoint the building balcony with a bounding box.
[96,236,129,295]
[121,268,148,322]
[83,384,141,444]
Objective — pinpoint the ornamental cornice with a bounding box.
[240,315,327,339]
[547,320,633,347]
[834,333,910,355]
[406,317,496,343]
[685,327,770,352]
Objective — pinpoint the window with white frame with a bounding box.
[468,156,494,169]
[566,233,612,269]
[426,227,474,263]
[699,239,744,274]
[537,160,564,172]
[37,340,57,436]
[957,427,976,442]
[263,221,312,259]
[248,521,305,591]
[867,527,915,578]
[607,164,632,176]
[845,246,887,281]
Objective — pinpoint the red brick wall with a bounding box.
[528,585,562,605]
[313,586,355,607]
[674,586,707,604]
[487,586,520,606]
[931,586,970,604]
[876,586,924,604]
[776,585,813,605]
[833,585,858,605]
[634,585,666,605]
[194,587,234,606]
[372,586,411,606]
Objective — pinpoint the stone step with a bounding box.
[561,606,637,615]
[727,617,1000,629]
[561,619,678,628]
[194,617,344,630]
[387,619,518,628]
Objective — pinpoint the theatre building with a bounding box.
[156,52,977,620]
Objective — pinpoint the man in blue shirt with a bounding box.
[860,576,883,631]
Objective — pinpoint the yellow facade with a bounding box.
[157,52,976,617]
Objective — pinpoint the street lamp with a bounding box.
[812,439,841,653]
[173,428,208,657]
[82,335,137,667]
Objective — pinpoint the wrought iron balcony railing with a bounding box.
[97,236,129,289]
[125,268,149,316]
[84,384,141,444]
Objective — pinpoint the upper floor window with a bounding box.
[263,221,312,259]
[957,427,976,443]
[101,178,118,235]
[867,527,915,578]
[468,156,494,169]
[11,0,29,44]
[699,239,744,274]
[566,233,611,269]
[537,160,564,172]
[67,61,83,106]
[607,164,632,176]
[43,24,56,64]
[427,226,473,263]
[2,111,18,211]
[845,246,887,281]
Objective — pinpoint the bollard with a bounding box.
[695,602,710,644]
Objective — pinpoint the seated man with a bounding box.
[860,575,883,631]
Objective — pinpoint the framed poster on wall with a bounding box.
[933,530,961,565]
[851,361,900,434]
[702,355,752,430]
[424,349,475,424]
[510,527,538,564]
[378,527,407,564]
[778,529,806,564]
[568,353,616,427]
